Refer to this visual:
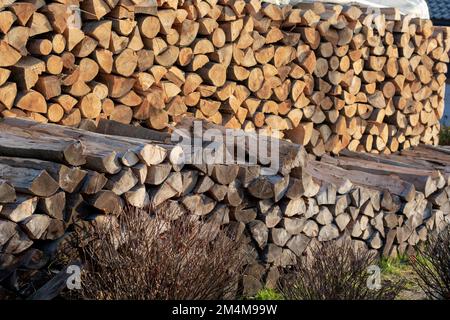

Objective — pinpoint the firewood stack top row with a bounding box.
[0,117,449,297]
[0,0,449,155]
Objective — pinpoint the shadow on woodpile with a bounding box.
[411,226,450,300]
[65,205,247,300]
[278,240,405,300]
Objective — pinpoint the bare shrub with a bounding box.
[279,240,404,300]
[71,206,246,300]
[411,227,450,300]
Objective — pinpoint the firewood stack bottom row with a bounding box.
[0,0,449,155]
[0,118,449,297]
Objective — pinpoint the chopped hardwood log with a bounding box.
[0,40,21,67]
[99,73,136,98]
[0,120,86,166]
[0,164,58,197]
[198,63,226,86]
[0,82,17,109]
[105,168,138,195]
[0,195,37,223]
[306,160,416,201]
[78,93,101,119]
[96,119,170,142]
[79,170,107,195]
[0,178,16,203]
[38,191,65,220]
[0,156,86,193]
[181,193,215,216]
[15,90,47,113]
[34,75,61,100]
[124,184,149,208]
[86,190,123,215]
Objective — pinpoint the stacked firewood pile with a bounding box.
[0,118,449,296]
[0,0,448,155]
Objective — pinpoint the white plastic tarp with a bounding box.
[263,0,430,19]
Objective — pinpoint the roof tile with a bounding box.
[428,0,450,21]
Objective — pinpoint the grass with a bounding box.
[412,254,434,269]
[251,288,284,300]
[379,255,426,299]
[379,255,410,276]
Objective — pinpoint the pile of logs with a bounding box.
[307,146,450,255]
[0,0,449,156]
[0,118,449,297]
